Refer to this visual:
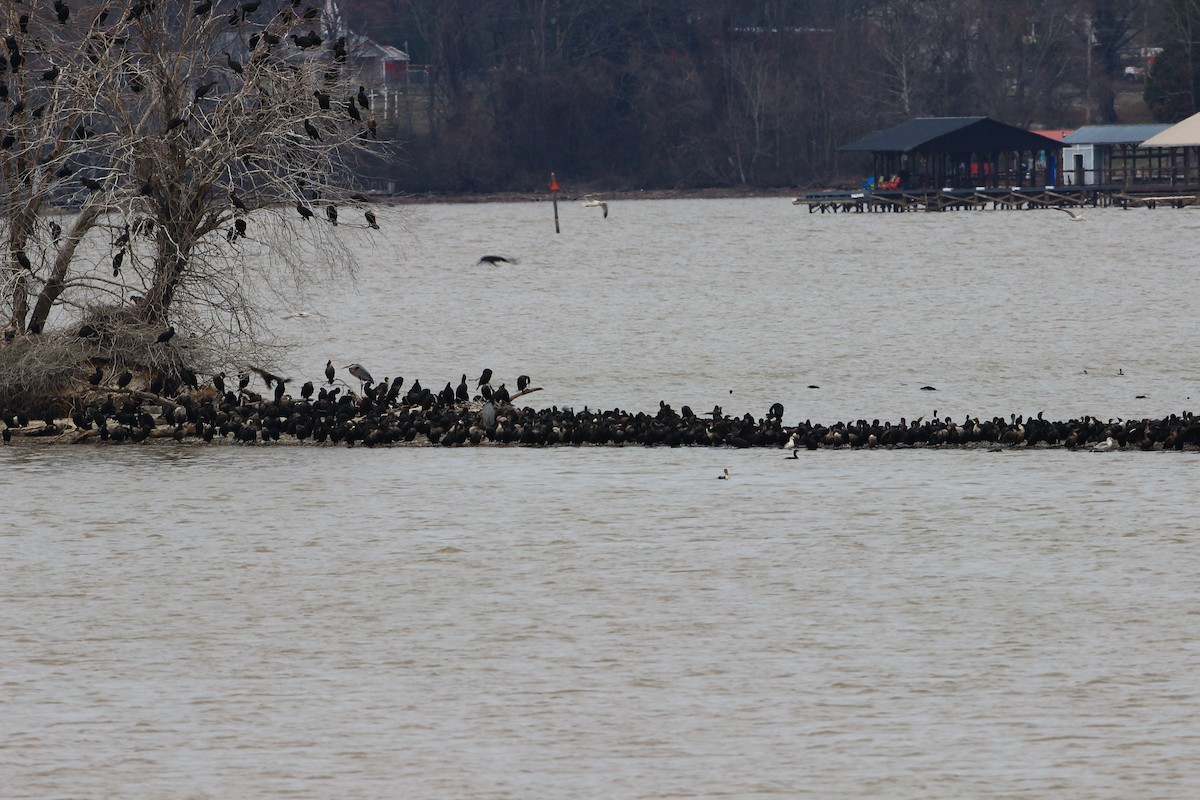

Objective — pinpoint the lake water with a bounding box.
[4,199,1200,799]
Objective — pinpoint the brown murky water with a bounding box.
[3,200,1200,798]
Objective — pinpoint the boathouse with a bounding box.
[1139,113,1200,185]
[837,116,1064,191]
[1060,124,1172,187]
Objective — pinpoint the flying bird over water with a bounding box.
[1053,206,1084,221]
[583,196,608,218]
[478,255,514,266]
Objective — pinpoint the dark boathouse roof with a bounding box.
[839,116,1061,154]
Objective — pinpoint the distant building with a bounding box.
[1060,124,1172,186]
[839,116,1064,190]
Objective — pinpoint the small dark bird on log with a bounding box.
[156,326,175,343]
[325,359,335,384]
[477,255,512,266]
[494,384,510,403]
[364,210,379,229]
[517,374,530,392]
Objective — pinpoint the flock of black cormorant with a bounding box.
[3,361,1199,451]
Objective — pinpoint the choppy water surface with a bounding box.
[4,199,1200,798]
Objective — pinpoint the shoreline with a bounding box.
[389,186,804,205]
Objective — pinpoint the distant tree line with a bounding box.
[337,0,1200,192]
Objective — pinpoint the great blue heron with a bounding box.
[345,363,373,385]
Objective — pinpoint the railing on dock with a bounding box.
[792,185,1200,213]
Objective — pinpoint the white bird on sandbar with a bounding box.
[582,196,608,218]
[1053,206,1084,221]
[1091,436,1117,452]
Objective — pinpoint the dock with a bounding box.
[792,185,1200,213]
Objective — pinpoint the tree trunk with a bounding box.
[27,206,103,335]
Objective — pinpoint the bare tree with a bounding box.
[1,0,385,357]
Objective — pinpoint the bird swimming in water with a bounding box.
[583,196,608,218]
[784,432,801,458]
[478,255,514,266]
[717,468,730,480]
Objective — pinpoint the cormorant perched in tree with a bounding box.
[54,1,69,25]
[364,210,379,229]
[156,326,175,343]
[229,191,247,211]
[303,118,321,140]
[193,80,218,102]
[296,202,314,220]
[225,52,243,75]
[357,86,369,110]
[346,100,361,121]
[517,375,531,392]
[326,205,337,225]
[313,90,330,110]
[88,366,103,385]
[194,0,212,15]
[213,372,225,393]
[80,177,102,191]
[116,370,133,389]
